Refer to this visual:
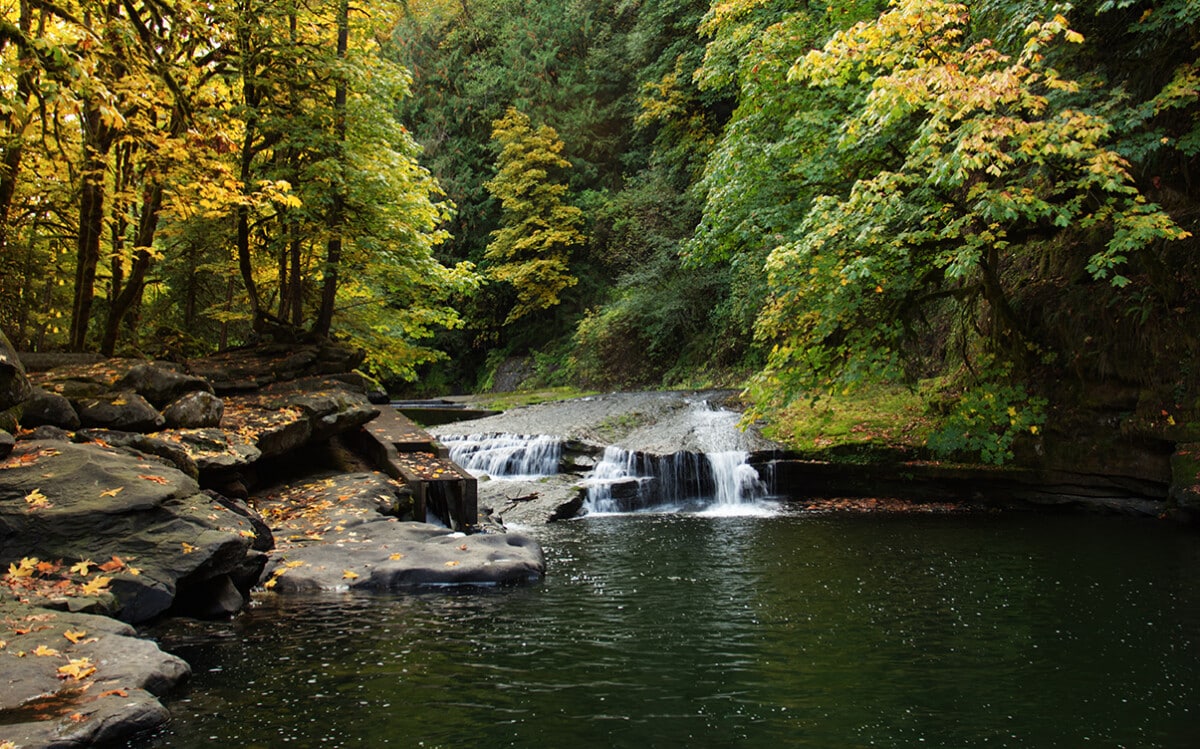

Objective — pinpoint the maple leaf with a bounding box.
[24,487,52,510]
[263,577,278,589]
[80,576,112,596]
[342,570,359,580]
[58,658,97,681]
[99,688,128,698]
[99,486,124,497]
[8,557,38,578]
[98,556,125,573]
[181,542,197,554]
[63,629,88,644]
[389,552,405,560]
[126,566,141,576]
[0,640,6,649]
[70,560,94,576]
[138,474,170,484]
[69,712,87,723]
[2,739,17,749]
[34,644,60,657]
[444,560,461,567]
[36,559,61,575]
[238,529,256,539]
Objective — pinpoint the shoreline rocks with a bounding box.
[0,343,545,747]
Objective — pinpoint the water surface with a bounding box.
[137,510,1200,748]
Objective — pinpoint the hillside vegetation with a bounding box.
[1,0,1197,463]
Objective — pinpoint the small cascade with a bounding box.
[584,401,768,513]
[440,433,563,479]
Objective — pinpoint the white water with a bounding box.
[584,401,769,515]
[441,433,563,479]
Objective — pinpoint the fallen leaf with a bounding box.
[126,566,141,576]
[36,560,61,575]
[24,488,52,509]
[80,576,112,596]
[69,712,87,723]
[457,544,468,551]
[8,557,38,578]
[63,630,88,644]
[181,542,197,554]
[444,561,461,567]
[99,486,124,497]
[138,474,170,484]
[388,553,405,560]
[70,560,94,576]
[57,658,96,681]
[342,570,359,580]
[33,645,60,657]
[98,556,125,573]
[99,688,128,698]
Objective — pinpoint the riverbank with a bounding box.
[0,341,543,747]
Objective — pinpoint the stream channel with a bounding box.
[134,400,1200,748]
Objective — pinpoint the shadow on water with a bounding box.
[134,510,1200,749]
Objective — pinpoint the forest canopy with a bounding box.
[2,0,1197,461]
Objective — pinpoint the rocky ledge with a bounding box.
[0,336,544,747]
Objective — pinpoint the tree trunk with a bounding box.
[312,0,349,339]
[101,184,163,355]
[68,106,115,352]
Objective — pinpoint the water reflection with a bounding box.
[136,512,1200,748]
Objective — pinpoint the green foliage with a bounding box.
[483,107,584,325]
[751,0,1191,418]
[927,379,1047,465]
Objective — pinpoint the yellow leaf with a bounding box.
[388,553,405,560]
[263,577,277,589]
[0,640,6,649]
[57,657,97,681]
[34,644,61,657]
[24,488,51,509]
[80,576,112,596]
[342,570,359,580]
[8,557,38,578]
[99,486,124,497]
[181,542,197,554]
[238,529,256,539]
[126,566,141,576]
[63,630,88,644]
[70,560,94,576]
[444,560,461,567]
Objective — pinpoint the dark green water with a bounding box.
[137,510,1200,748]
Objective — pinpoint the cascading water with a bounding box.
[440,433,563,479]
[584,401,768,514]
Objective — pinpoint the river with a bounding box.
[135,507,1200,748]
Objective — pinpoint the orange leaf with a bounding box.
[57,658,96,681]
[98,556,125,573]
[69,712,87,723]
[63,629,88,644]
[138,474,170,484]
[99,688,128,698]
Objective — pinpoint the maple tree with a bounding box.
[483,107,584,325]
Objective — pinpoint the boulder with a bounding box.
[162,390,224,429]
[0,599,189,748]
[71,390,165,433]
[19,386,81,430]
[0,330,31,412]
[0,429,13,460]
[115,362,213,408]
[255,472,544,591]
[0,440,262,622]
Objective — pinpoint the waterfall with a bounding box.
[584,401,767,513]
[440,433,562,479]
